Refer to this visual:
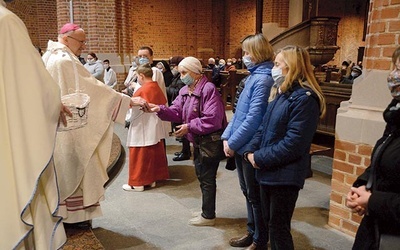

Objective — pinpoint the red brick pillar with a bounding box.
[328,0,400,237]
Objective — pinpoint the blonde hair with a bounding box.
[269,45,326,118]
[241,33,274,64]
[136,63,153,78]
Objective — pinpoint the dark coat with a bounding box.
[352,99,400,249]
[245,83,320,188]
[166,72,184,105]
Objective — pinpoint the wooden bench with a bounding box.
[306,143,331,178]
[310,143,331,156]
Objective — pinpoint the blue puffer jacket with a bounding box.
[221,61,274,155]
[245,82,320,188]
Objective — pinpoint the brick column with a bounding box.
[328,0,400,236]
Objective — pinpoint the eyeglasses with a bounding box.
[67,36,87,45]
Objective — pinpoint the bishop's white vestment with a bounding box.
[43,40,131,223]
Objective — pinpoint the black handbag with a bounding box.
[194,130,226,163]
[192,82,227,164]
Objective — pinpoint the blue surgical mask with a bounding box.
[138,57,150,65]
[181,74,195,86]
[351,72,359,78]
[271,67,283,82]
[242,55,254,68]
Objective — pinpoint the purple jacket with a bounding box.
[157,75,227,144]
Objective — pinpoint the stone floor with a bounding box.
[82,123,354,250]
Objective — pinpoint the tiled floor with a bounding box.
[85,123,354,250]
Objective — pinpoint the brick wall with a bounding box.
[364,0,400,70]
[328,0,400,237]
[329,140,373,236]
[36,0,57,48]
[264,0,289,27]
[6,0,291,63]
[6,0,57,50]
[225,0,256,59]
[128,0,227,61]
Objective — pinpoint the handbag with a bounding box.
[194,129,226,163]
[225,156,237,171]
[192,82,226,164]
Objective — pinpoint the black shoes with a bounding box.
[229,232,253,247]
[173,152,191,161]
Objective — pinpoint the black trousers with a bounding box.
[260,185,300,250]
[193,147,220,219]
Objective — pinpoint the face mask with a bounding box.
[242,55,254,68]
[181,74,195,86]
[227,63,232,66]
[138,57,150,65]
[171,68,179,77]
[351,72,359,78]
[271,67,283,82]
[87,59,95,64]
[387,69,400,100]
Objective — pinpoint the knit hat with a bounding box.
[179,56,202,74]
[60,23,81,34]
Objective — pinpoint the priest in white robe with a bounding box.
[0,0,67,248]
[42,23,133,224]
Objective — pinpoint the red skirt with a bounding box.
[128,141,169,186]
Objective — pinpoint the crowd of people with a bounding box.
[3,0,400,249]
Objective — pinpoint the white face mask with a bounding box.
[271,67,283,82]
[87,58,95,64]
[242,55,254,68]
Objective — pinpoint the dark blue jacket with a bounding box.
[245,82,320,188]
[222,61,274,155]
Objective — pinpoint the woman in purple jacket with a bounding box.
[147,56,227,226]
